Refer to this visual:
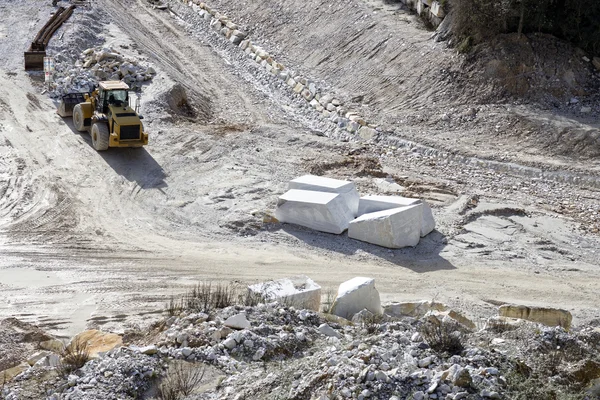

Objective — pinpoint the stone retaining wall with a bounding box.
[403,0,447,28]
[178,0,380,141]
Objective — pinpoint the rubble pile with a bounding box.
[2,295,598,399]
[47,46,156,98]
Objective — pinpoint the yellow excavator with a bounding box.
[58,81,148,151]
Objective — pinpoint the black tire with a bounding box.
[73,104,87,132]
[91,122,109,151]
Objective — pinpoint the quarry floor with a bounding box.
[0,0,599,338]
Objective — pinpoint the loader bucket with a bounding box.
[57,92,86,117]
[24,51,46,71]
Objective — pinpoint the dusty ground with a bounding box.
[0,0,599,340]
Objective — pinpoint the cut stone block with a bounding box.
[349,204,422,248]
[358,195,435,237]
[330,277,382,320]
[289,175,359,216]
[384,300,448,318]
[248,275,321,311]
[275,190,353,234]
[499,304,572,330]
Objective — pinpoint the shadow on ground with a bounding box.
[61,116,167,189]
[281,225,455,273]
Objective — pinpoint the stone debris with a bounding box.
[223,312,251,329]
[499,304,573,330]
[330,277,383,320]
[358,195,436,237]
[47,45,156,99]
[349,204,423,248]
[2,296,599,399]
[318,323,342,338]
[248,275,322,311]
[275,189,354,234]
[289,174,360,216]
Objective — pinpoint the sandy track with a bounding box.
[0,0,598,338]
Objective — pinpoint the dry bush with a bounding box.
[419,319,464,355]
[486,318,515,334]
[59,339,90,375]
[185,282,234,312]
[166,282,271,316]
[320,288,336,314]
[166,295,184,317]
[237,287,267,307]
[158,361,205,400]
[362,313,384,334]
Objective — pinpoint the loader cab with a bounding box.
[96,81,130,115]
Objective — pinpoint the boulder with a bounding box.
[138,345,158,355]
[289,175,360,216]
[301,88,315,101]
[593,57,600,72]
[430,1,445,17]
[0,363,29,384]
[248,275,321,311]
[230,35,242,45]
[39,338,64,353]
[239,39,250,50]
[358,126,377,140]
[442,364,472,388]
[348,204,422,248]
[484,316,527,331]
[384,300,448,318]
[69,330,123,359]
[498,304,572,330]
[275,189,354,234]
[358,195,435,237]
[424,309,476,331]
[330,277,382,320]
[318,323,342,338]
[33,353,60,368]
[224,313,250,330]
[27,351,51,366]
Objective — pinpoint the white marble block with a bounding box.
[348,204,423,248]
[289,175,359,216]
[358,195,435,237]
[275,189,354,234]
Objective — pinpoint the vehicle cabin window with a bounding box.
[107,90,128,107]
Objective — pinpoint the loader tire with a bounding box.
[73,104,87,132]
[91,122,110,151]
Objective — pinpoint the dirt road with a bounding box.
[0,0,598,337]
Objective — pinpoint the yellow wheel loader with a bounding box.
[58,81,149,151]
